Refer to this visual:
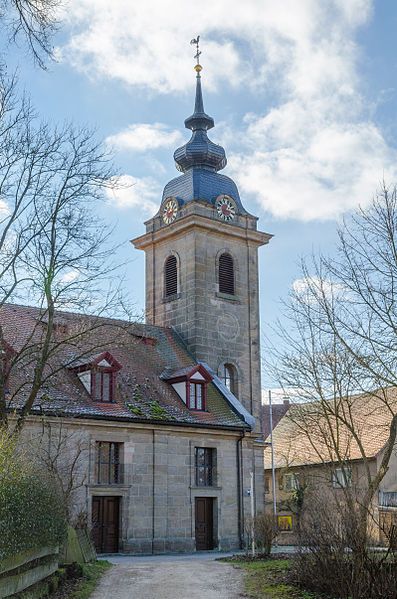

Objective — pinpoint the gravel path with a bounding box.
[90,554,245,599]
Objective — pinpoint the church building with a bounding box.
[1,59,271,554]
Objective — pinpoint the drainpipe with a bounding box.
[237,431,245,549]
[152,428,155,555]
[269,390,277,520]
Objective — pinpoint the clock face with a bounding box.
[215,195,236,221]
[162,198,178,224]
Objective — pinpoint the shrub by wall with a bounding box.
[0,432,67,561]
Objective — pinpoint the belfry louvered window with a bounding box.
[219,253,235,295]
[164,255,178,297]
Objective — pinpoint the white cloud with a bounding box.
[105,174,160,214]
[60,270,80,283]
[0,199,10,218]
[58,0,372,95]
[58,0,397,221]
[58,1,251,93]
[106,123,183,153]
[227,89,397,219]
[292,276,347,302]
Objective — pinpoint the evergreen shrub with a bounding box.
[0,432,67,561]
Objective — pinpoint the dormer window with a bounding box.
[162,364,213,412]
[69,351,122,404]
[92,369,114,403]
[188,382,205,411]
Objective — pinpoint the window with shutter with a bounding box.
[219,253,235,295]
[164,255,178,297]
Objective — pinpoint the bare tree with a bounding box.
[30,418,88,522]
[0,72,137,433]
[0,0,60,67]
[267,186,397,597]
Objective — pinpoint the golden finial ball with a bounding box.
[194,64,203,72]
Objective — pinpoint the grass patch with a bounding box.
[230,559,319,599]
[68,561,112,599]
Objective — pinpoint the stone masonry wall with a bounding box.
[145,224,262,426]
[22,418,259,554]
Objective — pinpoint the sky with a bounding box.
[6,0,397,391]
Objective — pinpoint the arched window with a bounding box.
[219,363,237,396]
[219,253,235,295]
[164,255,178,297]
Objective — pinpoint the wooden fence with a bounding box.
[0,546,59,598]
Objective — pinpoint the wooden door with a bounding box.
[195,497,214,550]
[92,496,120,553]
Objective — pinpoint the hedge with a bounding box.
[0,432,67,561]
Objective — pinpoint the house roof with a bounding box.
[265,389,397,469]
[262,400,290,439]
[1,303,250,430]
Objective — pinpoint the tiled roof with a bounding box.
[262,401,290,438]
[265,389,397,469]
[1,303,249,430]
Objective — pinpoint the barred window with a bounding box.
[195,448,216,486]
[96,441,122,484]
[164,255,178,297]
[219,253,235,295]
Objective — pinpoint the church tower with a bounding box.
[132,59,271,425]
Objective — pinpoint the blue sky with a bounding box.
[7,0,397,390]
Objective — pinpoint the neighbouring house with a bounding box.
[1,61,271,554]
[263,391,397,545]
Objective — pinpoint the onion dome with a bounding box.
[174,65,227,173]
[161,60,247,214]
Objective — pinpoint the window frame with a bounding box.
[218,252,235,296]
[283,472,299,492]
[95,441,123,485]
[91,368,115,403]
[187,381,206,411]
[195,447,216,487]
[164,254,178,298]
[219,362,237,396]
[332,466,352,489]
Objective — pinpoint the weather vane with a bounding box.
[190,36,202,71]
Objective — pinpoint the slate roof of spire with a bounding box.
[162,68,248,213]
[174,70,226,173]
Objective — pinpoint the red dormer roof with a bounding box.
[161,363,213,384]
[68,351,122,372]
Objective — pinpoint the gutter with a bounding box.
[199,362,256,429]
[18,408,250,432]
